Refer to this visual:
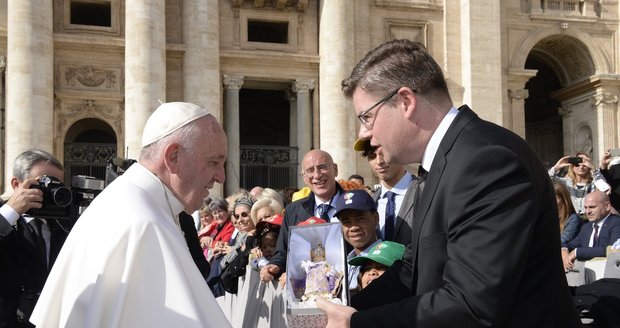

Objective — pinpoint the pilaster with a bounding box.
[223,74,244,195]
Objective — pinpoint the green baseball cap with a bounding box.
[348,241,405,267]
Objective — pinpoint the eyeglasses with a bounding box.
[357,88,400,130]
[233,211,250,220]
[301,164,332,176]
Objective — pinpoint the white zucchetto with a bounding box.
[141,102,212,148]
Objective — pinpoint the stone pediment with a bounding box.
[232,0,309,12]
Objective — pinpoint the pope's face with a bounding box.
[176,118,227,213]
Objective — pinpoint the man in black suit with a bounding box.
[356,139,417,246]
[317,39,579,327]
[600,149,620,212]
[562,190,620,270]
[0,149,69,328]
[259,149,344,282]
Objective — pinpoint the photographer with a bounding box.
[0,149,69,328]
[548,153,610,215]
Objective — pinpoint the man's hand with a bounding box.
[7,178,43,215]
[561,248,574,271]
[316,297,357,328]
[260,264,280,282]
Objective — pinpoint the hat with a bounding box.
[348,241,405,267]
[334,189,377,218]
[141,102,212,147]
[297,217,327,226]
[291,187,311,202]
[353,138,371,151]
[255,214,284,232]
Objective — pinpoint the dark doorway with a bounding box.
[64,119,117,183]
[524,56,563,168]
[239,88,297,190]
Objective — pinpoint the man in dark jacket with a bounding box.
[259,149,344,282]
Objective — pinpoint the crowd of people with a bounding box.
[2,38,620,327]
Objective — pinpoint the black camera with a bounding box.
[71,175,105,217]
[568,156,583,166]
[27,175,73,219]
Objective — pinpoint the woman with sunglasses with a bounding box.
[549,153,610,215]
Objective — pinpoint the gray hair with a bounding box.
[208,196,229,212]
[13,149,63,181]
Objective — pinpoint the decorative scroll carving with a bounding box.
[557,106,572,117]
[508,89,529,101]
[65,66,116,89]
[240,146,295,165]
[64,99,120,121]
[292,79,315,93]
[223,74,245,90]
[67,143,116,164]
[594,93,618,107]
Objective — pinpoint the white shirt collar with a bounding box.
[380,171,413,197]
[421,107,459,172]
[128,163,185,218]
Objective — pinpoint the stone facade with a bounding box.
[0,0,618,196]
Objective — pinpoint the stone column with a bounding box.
[286,89,297,149]
[593,92,619,155]
[319,0,355,179]
[508,88,528,139]
[5,0,54,193]
[293,79,314,187]
[460,0,503,124]
[223,74,244,195]
[506,69,536,136]
[183,0,220,118]
[125,0,166,159]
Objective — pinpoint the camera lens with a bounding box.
[51,187,73,207]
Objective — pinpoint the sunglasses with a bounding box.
[233,212,250,220]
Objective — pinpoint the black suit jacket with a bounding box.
[601,164,620,211]
[373,176,418,246]
[564,214,620,260]
[269,183,344,272]
[0,214,69,328]
[351,106,579,327]
[178,211,211,280]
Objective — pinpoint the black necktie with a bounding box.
[319,203,331,221]
[30,219,47,268]
[412,167,428,216]
[384,191,396,241]
[592,223,600,247]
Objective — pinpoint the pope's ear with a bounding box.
[163,143,181,172]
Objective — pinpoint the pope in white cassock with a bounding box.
[30,102,232,327]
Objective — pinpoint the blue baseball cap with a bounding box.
[334,189,377,218]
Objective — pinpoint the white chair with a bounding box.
[604,252,620,278]
[566,260,586,286]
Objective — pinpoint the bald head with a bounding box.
[583,190,611,222]
[301,150,339,202]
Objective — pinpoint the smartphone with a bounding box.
[610,148,620,157]
[567,156,583,165]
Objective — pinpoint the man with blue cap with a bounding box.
[334,189,382,292]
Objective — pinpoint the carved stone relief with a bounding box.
[58,63,123,93]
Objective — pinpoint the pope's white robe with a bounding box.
[30,164,231,327]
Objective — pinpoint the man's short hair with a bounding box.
[13,149,63,181]
[341,39,451,101]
